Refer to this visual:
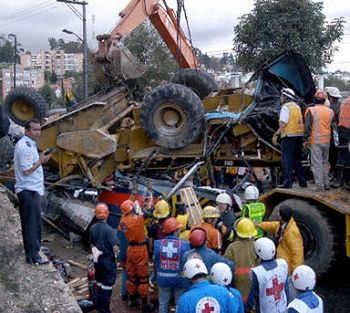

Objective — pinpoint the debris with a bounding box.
[67,259,88,271]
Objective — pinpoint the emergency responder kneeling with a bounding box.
[176,259,239,313]
[90,203,119,313]
[153,217,190,313]
[118,200,152,312]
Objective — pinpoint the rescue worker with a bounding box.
[181,228,235,275]
[148,199,170,242]
[215,193,236,252]
[287,265,324,313]
[176,259,239,313]
[258,205,304,275]
[273,87,307,188]
[153,217,191,313]
[245,237,289,313]
[224,218,259,303]
[241,184,265,238]
[118,200,151,312]
[210,262,244,313]
[176,213,191,241]
[89,203,119,313]
[117,228,129,302]
[304,90,334,191]
[325,86,342,175]
[332,96,350,188]
[194,206,222,252]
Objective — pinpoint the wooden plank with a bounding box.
[180,187,203,227]
[67,259,88,271]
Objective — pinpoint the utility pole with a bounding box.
[8,34,17,89]
[57,0,88,100]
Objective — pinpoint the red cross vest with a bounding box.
[252,258,288,313]
[287,292,323,313]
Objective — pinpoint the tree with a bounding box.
[50,71,58,84]
[233,0,345,72]
[0,35,15,64]
[124,21,177,88]
[48,37,58,50]
[324,75,350,91]
[38,83,56,107]
[47,38,83,53]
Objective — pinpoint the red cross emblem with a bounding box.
[195,263,201,269]
[293,273,299,280]
[202,303,215,313]
[223,277,228,284]
[266,277,284,301]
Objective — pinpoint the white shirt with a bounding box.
[279,104,290,124]
[14,135,44,195]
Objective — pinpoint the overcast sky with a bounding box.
[0,0,349,71]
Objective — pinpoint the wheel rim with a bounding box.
[154,103,187,136]
[12,99,35,121]
[297,221,317,260]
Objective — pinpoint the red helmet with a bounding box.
[314,90,327,100]
[189,228,207,248]
[120,200,134,214]
[95,203,109,220]
[163,217,182,234]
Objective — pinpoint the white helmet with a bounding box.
[244,185,259,200]
[254,237,276,260]
[292,265,316,291]
[210,262,232,286]
[183,258,208,279]
[281,87,296,98]
[325,86,341,98]
[216,193,232,206]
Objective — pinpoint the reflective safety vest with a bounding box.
[252,258,288,313]
[281,102,304,137]
[339,97,350,129]
[306,106,334,144]
[242,202,266,238]
[287,291,324,313]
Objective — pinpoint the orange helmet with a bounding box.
[189,228,207,248]
[163,217,182,234]
[95,203,109,220]
[314,90,327,100]
[120,200,134,214]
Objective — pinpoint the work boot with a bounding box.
[128,295,138,309]
[141,298,152,313]
[331,166,343,188]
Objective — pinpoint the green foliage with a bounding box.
[50,71,58,84]
[48,37,83,53]
[233,0,345,72]
[0,35,15,64]
[124,21,177,88]
[324,75,350,91]
[38,83,56,107]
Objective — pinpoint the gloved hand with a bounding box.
[272,133,279,145]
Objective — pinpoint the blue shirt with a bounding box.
[226,287,244,313]
[14,135,44,195]
[288,291,322,313]
[176,280,239,313]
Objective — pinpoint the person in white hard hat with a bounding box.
[176,259,239,313]
[273,87,307,189]
[241,183,265,238]
[215,193,236,252]
[245,237,289,313]
[287,265,324,313]
[210,262,244,313]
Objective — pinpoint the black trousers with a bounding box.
[96,287,113,313]
[281,136,306,186]
[17,190,42,258]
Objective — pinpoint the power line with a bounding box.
[65,2,83,20]
[0,3,62,27]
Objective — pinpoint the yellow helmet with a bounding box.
[153,200,170,218]
[176,214,189,231]
[202,206,220,219]
[235,218,258,238]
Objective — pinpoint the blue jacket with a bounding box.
[176,280,239,313]
[181,246,235,275]
[245,259,289,313]
[288,291,323,313]
[226,287,244,313]
[153,234,190,287]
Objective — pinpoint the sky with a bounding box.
[0,0,349,72]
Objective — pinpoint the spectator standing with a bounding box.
[14,119,50,265]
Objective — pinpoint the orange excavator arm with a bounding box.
[104,0,199,69]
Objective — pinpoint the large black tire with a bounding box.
[4,87,48,126]
[270,199,336,276]
[173,68,218,99]
[141,83,205,149]
[0,104,10,138]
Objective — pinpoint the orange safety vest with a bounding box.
[194,222,222,251]
[281,102,304,137]
[339,97,350,129]
[119,213,146,243]
[306,105,334,144]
